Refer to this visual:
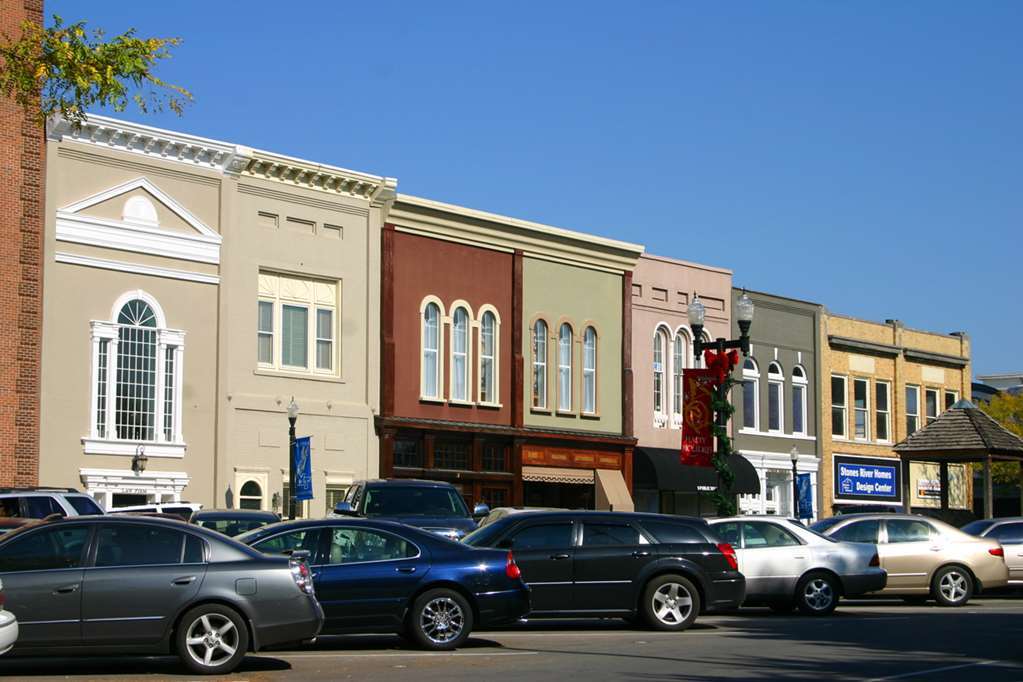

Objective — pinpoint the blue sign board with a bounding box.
[797,473,813,520]
[833,455,901,503]
[293,436,313,501]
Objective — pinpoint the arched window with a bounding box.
[583,327,597,414]
[479,310,498,404]
[88,291,184,455]
[239,480,263,510]
[558,323,573,412]
[742,357,760,430]
[767,361,784,433]
[532,319,548,409]
[672,332,687,420]
[122,195,159,226]
[450,306,471,402]
[421,301,441,399]
[653,329,667,424]
[792,365,808,436]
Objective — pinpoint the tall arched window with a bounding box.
[742,357,760,430]
[450,306,471,402]
[239,480,263,510]
[421,301,441,399]
[653,329,667,425]
[792,365,808,436]
[767,361,784,433]
[558,323,573,412]
[672,332,687,421]
[87,290,185,456]
[532,319,548,409]
[583,327,597,414]
[479,310,498,404]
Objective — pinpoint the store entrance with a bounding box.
[524,482,594,510]
[111,493,148,507]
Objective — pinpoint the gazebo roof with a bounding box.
[893,400,1023,461]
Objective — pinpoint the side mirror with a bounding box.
[333,501,357,516]
[472,503,490,519]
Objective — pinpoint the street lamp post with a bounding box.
[790,446,800,520]
[287,398,299,520]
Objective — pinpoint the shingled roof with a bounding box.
[894,400,1023,460]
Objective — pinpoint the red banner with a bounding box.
[680,368,716,467]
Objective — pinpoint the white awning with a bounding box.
[521,466,595,485]
[595,468,634,512]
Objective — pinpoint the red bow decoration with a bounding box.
[703,349,739,386]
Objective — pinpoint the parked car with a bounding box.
[0,488,105,519]
[0,578,17,655]
[811,513,1008,606]
[462,510,744,631]
[333,479,486,540]
[0,519,35,535]
[961,517,1023,585]
[475,507,566,530]
[238,517,529,649]
[708,517,885,615]
[108,502,202,521]
[191,509,280,537]
[0,515,322,675]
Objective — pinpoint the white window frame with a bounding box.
[420,296,445,401]
[831,374,848,440]
[85,289,185,458]
[476,306,500,406]
[742,357,760,431]
[582,326,597,415]
[924,387,940,425]
[791,365,808,436]
[876,380,892,444]
[852,377,870,442]
[532,319,549,410]
[906,384,921,435]
[557,323,574,413]
[257,272,338,377]
[449,302,473,404]
[767,362,784,434]
[653,327,668,428]
[944,389,959,412]
[671,331,687,429]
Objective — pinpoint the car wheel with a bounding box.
[408,588,473,650]
[932,566,973,607]
[175,604,249,675]
[795,573,839,616]
[642,575,701,631]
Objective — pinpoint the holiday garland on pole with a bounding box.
[704,349,740,516]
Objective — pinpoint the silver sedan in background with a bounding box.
[709,516,886,615]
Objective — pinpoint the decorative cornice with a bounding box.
[240,149,398,204]
[828,335,901,358]
[903,348,969,369]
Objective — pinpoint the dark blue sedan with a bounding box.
[237,518,529,649]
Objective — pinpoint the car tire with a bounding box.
[407,588,474,650]
[175,604,249,675]
[932,566,973,607]
[795,572,839,616]
[641,575,701,631]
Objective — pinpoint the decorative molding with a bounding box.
[81,438,186,458]
[828,335,901,358]
[903,348,969,369]
[237,183,370,217]
[55,251,219,285]
[240,149,397,204]
[80,467,190,497]
[56,212,221,264]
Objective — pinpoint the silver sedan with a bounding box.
[708,516,886,615]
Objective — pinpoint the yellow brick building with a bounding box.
[820,315,971,517]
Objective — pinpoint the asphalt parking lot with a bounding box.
[3,597,1022,681]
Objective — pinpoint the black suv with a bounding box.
[334,479,485,541]
[463,511,744,631]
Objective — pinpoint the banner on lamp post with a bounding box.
[293,436,313,501]
[797,473,813,520]
[680,368,717,468]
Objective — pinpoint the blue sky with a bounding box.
[48,1,1021,376]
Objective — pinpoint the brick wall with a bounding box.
[0,0,44,486]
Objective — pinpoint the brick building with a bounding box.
[0,1,45,486]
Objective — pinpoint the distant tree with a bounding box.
[0,14,191,127]
[979,392,1023,485]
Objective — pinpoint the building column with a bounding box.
[511,438,525,505]
[901,456,912,513]
[379,427,395,478]
[984,455,994,520]
[939,461,950,512]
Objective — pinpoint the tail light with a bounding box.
[289,556,316,596]
[869,553,880,567]
[505,551,522,580]
[716,542,738,571]
[989,547,1004,558]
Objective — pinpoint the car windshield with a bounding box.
[362,486,469,518]
[960,519,995,536]
[787,518,838,543]
[809,517,845,534]
[197,518,272,536]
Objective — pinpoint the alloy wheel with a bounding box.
[939,570,969,603]
[802,578,835,612]
[184,613,240,668]
[652,582,694,625]
[420,596,466,644]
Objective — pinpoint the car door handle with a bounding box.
[929,546,943,552]
[632,551,651,558]
[172,576,197,585]
[396,566,417,574]
[792,555,807,559]
[549,553,570,560]
[54,583,79,595]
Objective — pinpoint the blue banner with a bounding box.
[797,473,813,520]
[293,436,313,501]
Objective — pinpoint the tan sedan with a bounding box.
[810,513,1008,606]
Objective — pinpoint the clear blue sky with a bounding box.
[48,1,1021,376]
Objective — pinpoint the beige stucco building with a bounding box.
[39,115,395,515]
[820,314,972,517]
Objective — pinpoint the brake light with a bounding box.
[505,551,521,580]
[989,547,1004,558]
[716,542,738,570]
[869,553,880,567]
[289,556,316,596]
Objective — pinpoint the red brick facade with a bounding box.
[0,0,44,486]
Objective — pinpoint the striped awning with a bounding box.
[521,466,595,485]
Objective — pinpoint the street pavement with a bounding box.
[2,597,1022,681]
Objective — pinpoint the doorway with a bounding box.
[523,482,594,509]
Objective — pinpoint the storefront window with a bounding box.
[481,444,508,472]
[393,439,423,468]
[434,441,470,470]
